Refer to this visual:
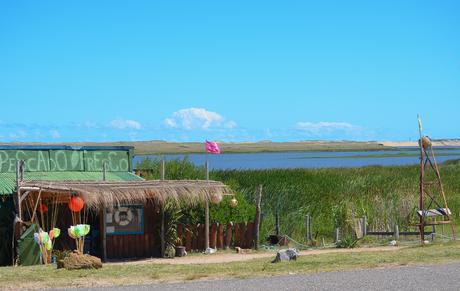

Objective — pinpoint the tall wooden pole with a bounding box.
[160,205,165,257]
[254,185,262,250]
[161,159,165,180]
[102,161,107,181]
[15,161,24,222]
[204,160,210,250]
[275,208,280,236]
[418,115,425,243]
[101,162,107,261]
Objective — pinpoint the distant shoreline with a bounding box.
[1,140,459,155]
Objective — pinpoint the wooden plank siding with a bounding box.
[106,203,159,259]
[103,200,256,259]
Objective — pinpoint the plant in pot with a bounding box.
[54,249,70,269]
[174,236,186,257]
[162,201,183,258]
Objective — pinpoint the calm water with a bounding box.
[133,148,460,170]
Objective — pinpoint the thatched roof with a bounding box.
[18,179,230,209]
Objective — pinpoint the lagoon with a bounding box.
[133,148,460,170]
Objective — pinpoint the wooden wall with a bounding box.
[104,203,256,259]
[106,203,161,259]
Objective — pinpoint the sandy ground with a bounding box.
[107,246,400,266]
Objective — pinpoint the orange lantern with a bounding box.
[68,196,84,212]
[38,203,48,213]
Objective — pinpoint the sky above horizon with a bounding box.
[0,1,459,143]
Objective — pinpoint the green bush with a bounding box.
[336,235,359,248]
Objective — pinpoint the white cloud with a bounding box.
[296,121,360,135]
[49,130,61,139]
[9,130,27,140]
[110,119,142,130]
[225,120,237,129]
[164,107,236,130]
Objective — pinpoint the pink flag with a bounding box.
[205,140,221,154]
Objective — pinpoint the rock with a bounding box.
[63,251,102,270]
[235,247,252,254]
[389,240,399,246]
[204,247,217,254]
[272,248,299,263]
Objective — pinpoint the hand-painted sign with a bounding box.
[0,149,131,172]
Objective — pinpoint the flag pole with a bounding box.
[204,148,210,251]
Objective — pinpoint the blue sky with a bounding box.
[0,1,459,142]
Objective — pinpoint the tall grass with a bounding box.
[136,157,460,242]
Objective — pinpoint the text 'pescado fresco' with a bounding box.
[0,150,131,172]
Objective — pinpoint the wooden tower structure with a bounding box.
[417,115,455,243]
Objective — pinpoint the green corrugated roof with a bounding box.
[0,171,143,195]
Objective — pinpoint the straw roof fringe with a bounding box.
[19,180,230,209]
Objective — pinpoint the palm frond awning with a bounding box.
[18,179,230,208]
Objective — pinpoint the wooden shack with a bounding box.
[0,145,228,265]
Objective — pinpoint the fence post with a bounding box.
[363,216,367,236]
[334,227,340,242]
[305,215,310,243]
[431,225,436,241]
[254,185,262,250]
[275,208,280,236]
[160,159,165,180]
[309,215,313,241]
[394,224,400,240]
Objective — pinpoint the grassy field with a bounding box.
[1,243,460,289]
[137,158,460,242]
[212,162,460,242]
[0,140,394,155]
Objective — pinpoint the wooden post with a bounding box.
[305,215,310,243]
[161,159,165,180]
[334,227,340,242]
[204,160,210,250]
[101,208,107,262]
[363,216,367,236]
[204,200,210,250]
[275,208,280,236]
[102,161,107,181]
[254,185,262,250]
[418,115,425,244]
[15,161,24,221]
[394,224,400,240]
[160,205,165,257]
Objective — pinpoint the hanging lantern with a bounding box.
[210,193,223,204]
[68,196,84,212]
[38,203,48,213]
[229,197,238,208]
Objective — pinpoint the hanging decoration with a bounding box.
[38,203,48,213]
[210,193,223,204]
[68,196,84,212]
[229,197,238,208]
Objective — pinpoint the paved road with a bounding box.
[60,262,460,291]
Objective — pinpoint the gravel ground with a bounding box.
[57,262,460,291]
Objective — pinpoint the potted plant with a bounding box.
[175,237,186,257]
